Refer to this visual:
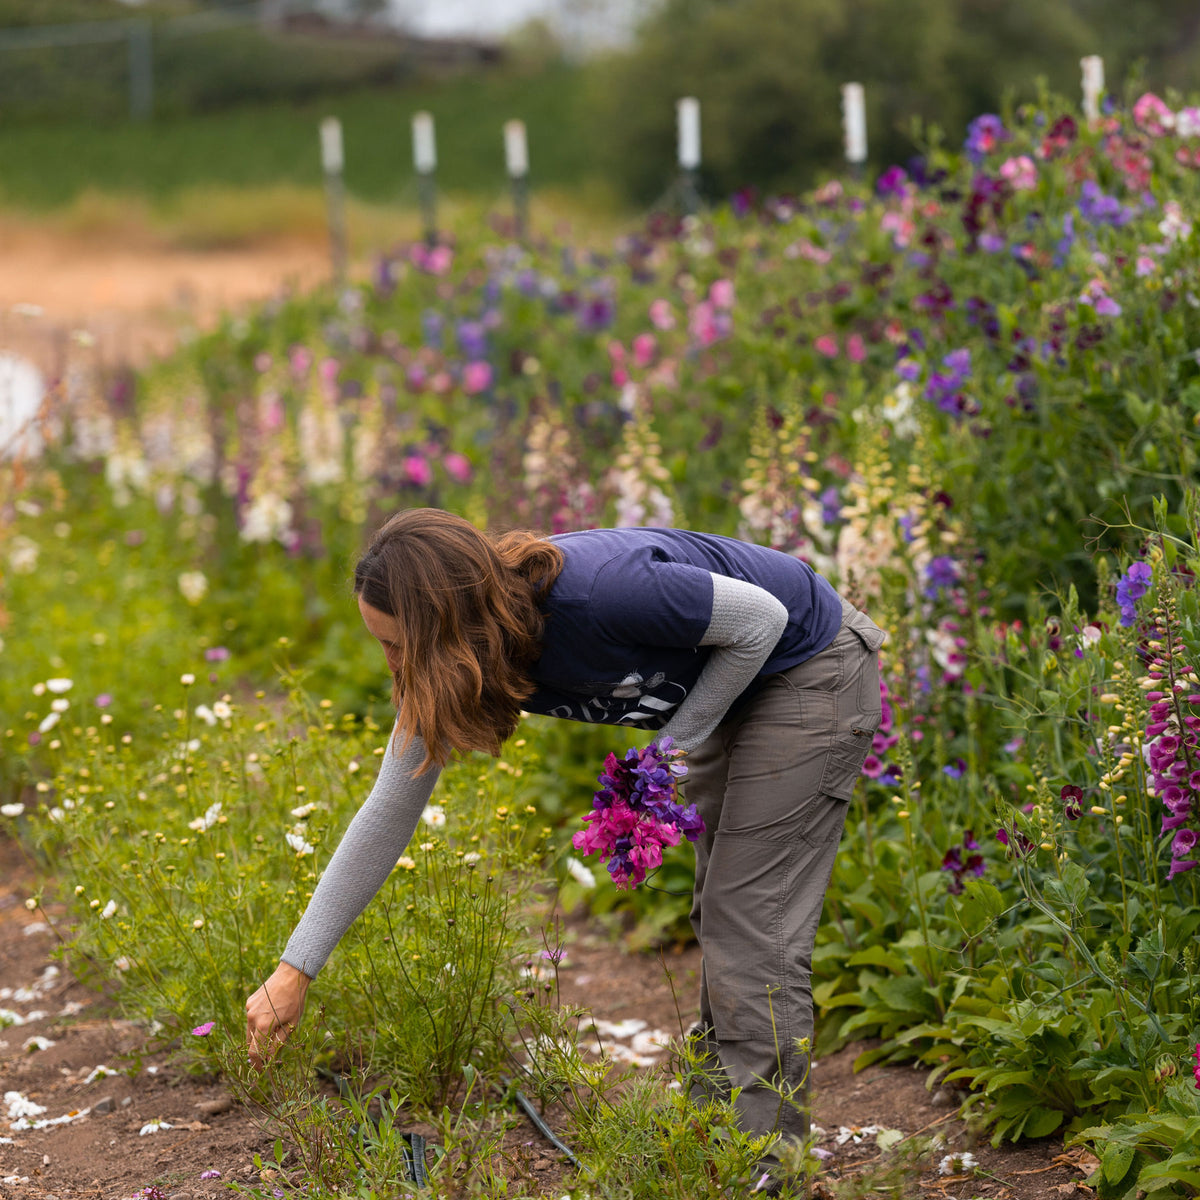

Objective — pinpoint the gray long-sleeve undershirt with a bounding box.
[280,572,789,978]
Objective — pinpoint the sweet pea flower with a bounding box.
[814,334,839,358]
[462,361,493,395]
[401,456,433,488]
[648,299,676,330]
[999,155,1038,191]
[443,452,473,484]
[1133,92,1174,137]
[632,333,657,368]
[709,279,735,309]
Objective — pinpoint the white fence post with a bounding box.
[320,117,348,288]
[677,97,701,214]
[841,82,867,172]
[413,111,438,245]
[504,119,530,240]
[1081,55,1105,122]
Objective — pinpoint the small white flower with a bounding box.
[212,700,232,720]
[285,832,314,856]
[1,804,25,818]
[462,851,481,866]
[192,918,204,930]
[396,855,416,870]
[23,899,37,912]
[180,673,195,686]
[113,957,131,972]
[177,571,209,606]
[565,856,596,889]
[31,682,46,697]
[83,1065,116,1084]
[100,900,117,920]
[290,802,317,818]
[22,1036,55,1052]
[938,1151,978,1176]
[139,1119,172,1135]
[194,705,217,727]
[50,698,70,713]
[421,805,446,828]
[45,678,73,694]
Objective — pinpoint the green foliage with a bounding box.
[0,62,596,209]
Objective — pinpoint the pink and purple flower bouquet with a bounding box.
[571,736,704,889]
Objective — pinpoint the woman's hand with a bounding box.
[245,961,311,1068]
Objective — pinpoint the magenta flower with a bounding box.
[401,456,433,488]
[1194,1044,1200,1091]
[632,333,657,368]
[1132,92,1174,137]
[648,299,676,330]
[191,1021,215,1037]
[462,361,493,395]
[999,155,1038,191]
[571,738,703,889]
[709,279,735,309]
[204,647,231,663]
[94,693,113,708]
[814,334,839,358]
[442,452,472,484]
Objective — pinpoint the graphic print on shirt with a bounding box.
[540,670,689,728]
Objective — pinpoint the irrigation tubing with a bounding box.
[315,1066,586,1186]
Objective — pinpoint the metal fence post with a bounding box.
[127,19,153,121]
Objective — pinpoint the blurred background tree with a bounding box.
[588,0,1200,201]
[1,0,1198,213]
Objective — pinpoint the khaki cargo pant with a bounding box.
[683,596,885,1142]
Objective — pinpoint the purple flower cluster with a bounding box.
[925,555,960,598]
[1146,678,1200,880]
[924,348,972,414]
[964,114,1010,163]
[1077,181,1137,228]
[1116,562,1153,627]
[861,678,900,783]
[571,737,704,889]
[941,831,985,893]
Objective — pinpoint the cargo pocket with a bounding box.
[819,724,879,800]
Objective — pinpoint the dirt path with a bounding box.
[0,219,332,368]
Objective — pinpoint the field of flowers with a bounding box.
[4,88,1200,1197]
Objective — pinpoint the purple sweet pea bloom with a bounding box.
[877,166,909,197]
[924,556,960,597]
[965,114,1010,163]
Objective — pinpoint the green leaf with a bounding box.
[1103,1142,1137,1186]
[846,946,907,973]
[1023,1107,1064,1138]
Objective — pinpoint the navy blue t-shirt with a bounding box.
[524,528,842,730]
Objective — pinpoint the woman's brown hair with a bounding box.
[354,508,564,773]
